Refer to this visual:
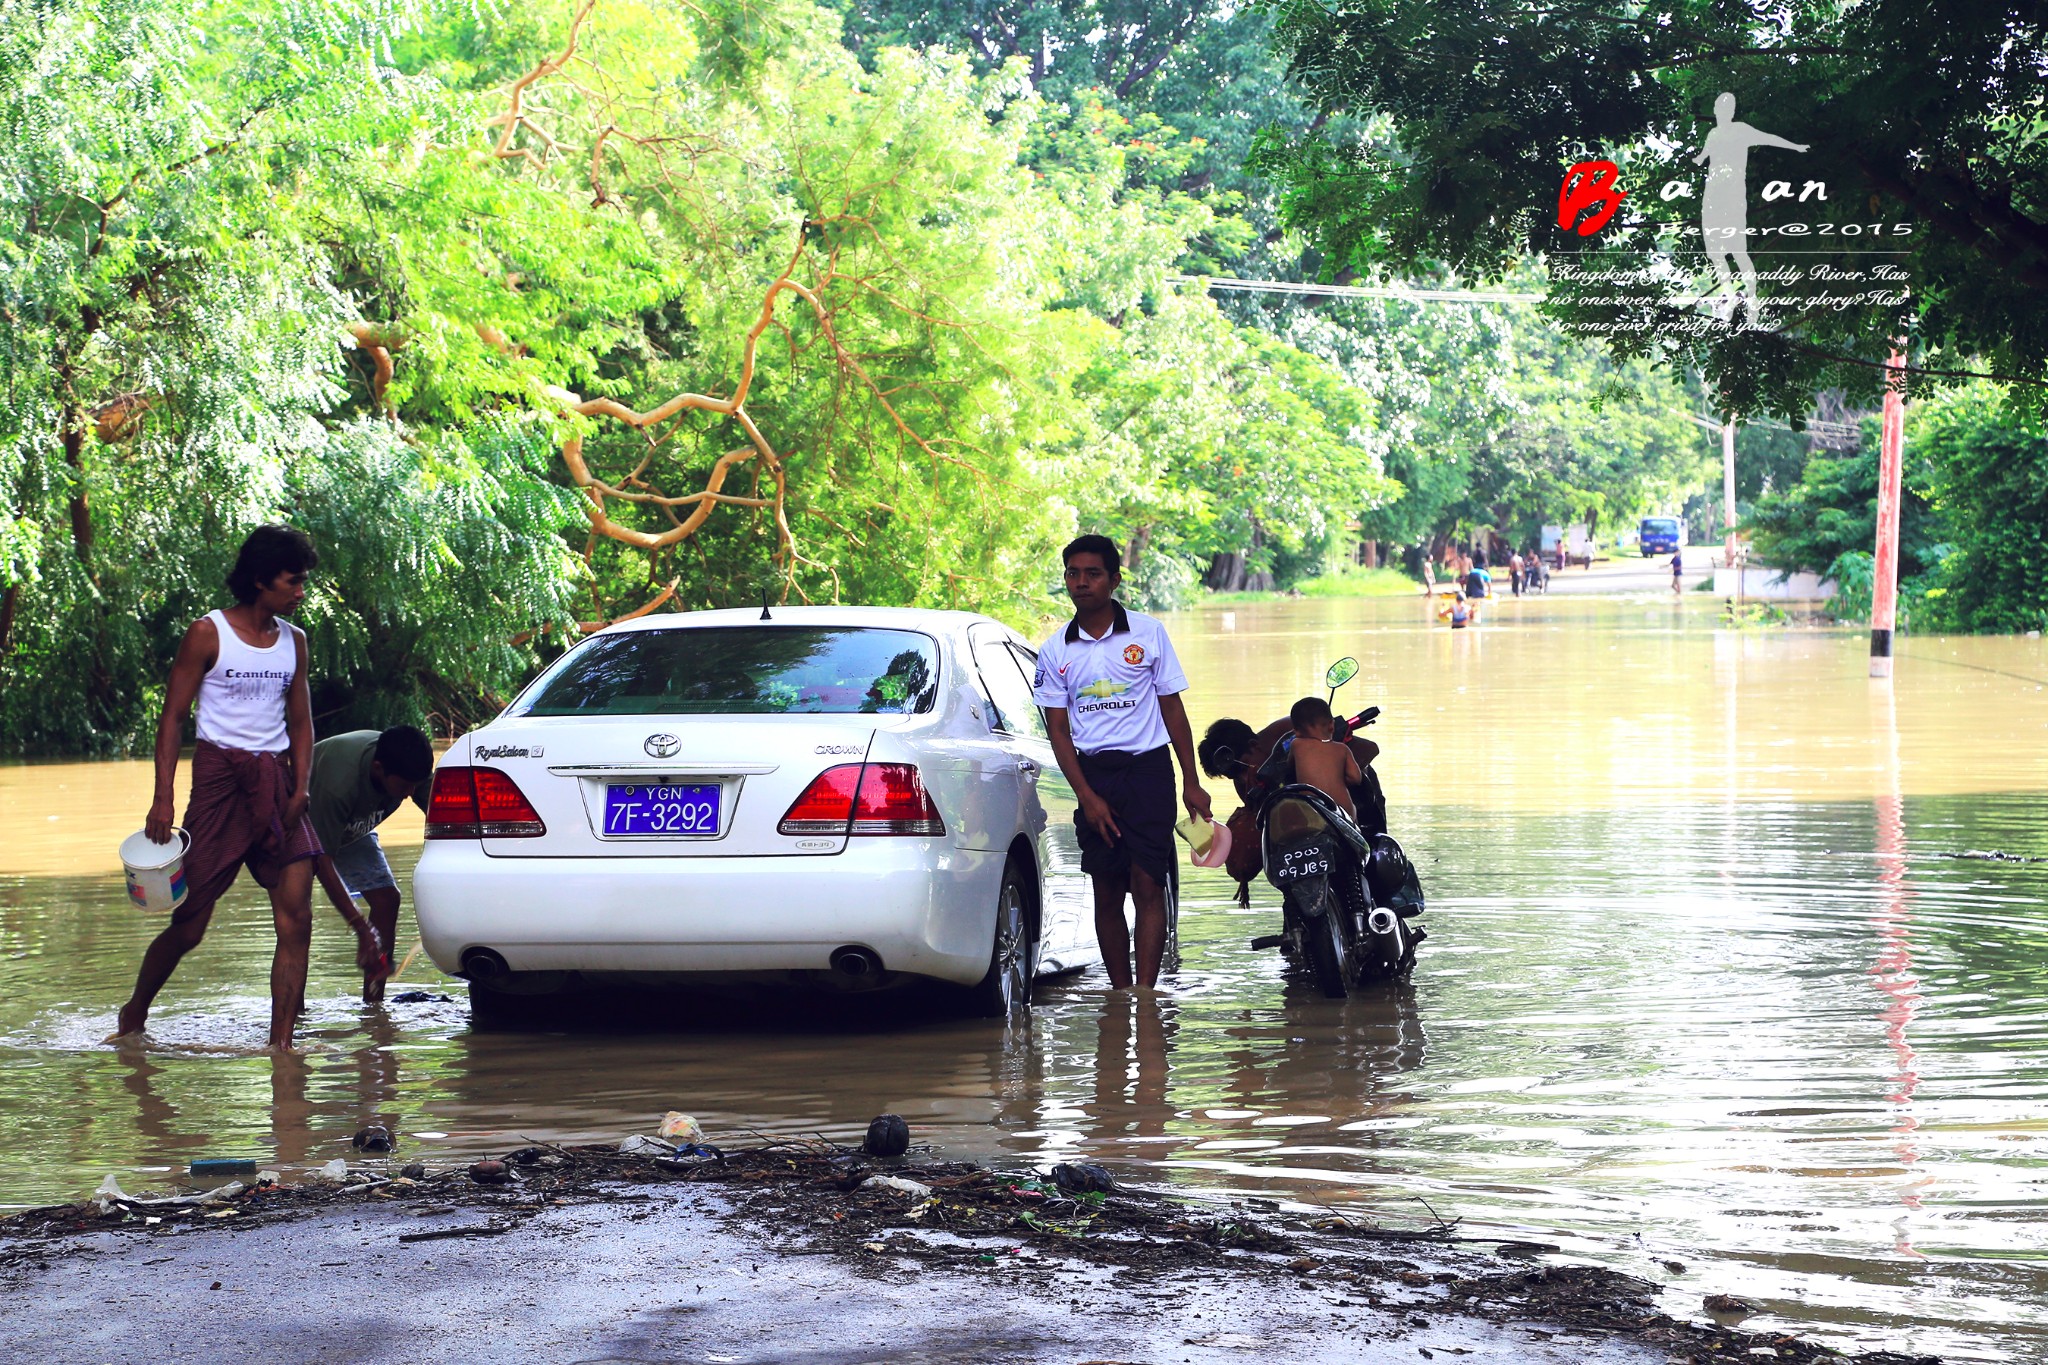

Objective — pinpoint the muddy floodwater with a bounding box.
[4,593,2046,1360]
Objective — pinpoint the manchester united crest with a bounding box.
[1123,643,1145,666]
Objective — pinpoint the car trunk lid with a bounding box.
[471,716,884,858]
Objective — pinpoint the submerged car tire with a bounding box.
[468,973,568,1030]
[969,861,1034,1020]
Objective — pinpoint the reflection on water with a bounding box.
[2,595,2046,1360]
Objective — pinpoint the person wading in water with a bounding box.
[1033,536,1211,991]
[112,525,375,1049]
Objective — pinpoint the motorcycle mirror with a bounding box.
[1324,656,1359,699]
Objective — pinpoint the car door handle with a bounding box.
[1018,759,1039,775]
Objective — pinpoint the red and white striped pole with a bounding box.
[1722,416,1738,574]
[1869,345,1907,678]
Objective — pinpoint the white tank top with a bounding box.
[195,609,299,753]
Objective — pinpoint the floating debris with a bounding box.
[863,1114,910,1157]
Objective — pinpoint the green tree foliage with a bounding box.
[1746,388,2048,631]
[1913,385,2048,632]
[1,0,1297,748]
[0,0,583,751]
[1251,1,2048,419]
[1744,440,1943,613]
[1041,292,1397,597]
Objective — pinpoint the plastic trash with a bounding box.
[1050,1162,1114,1194]
[468,1159,511,1185]
[863,1113,910,1157]
[255,1170,280,1187]
[861,1175,932,1199]
[503,1146,546,1166]
[352,1126,393,1153]
[657,1112,703,1142]
[93,1174,129,1211]
[314,1158,349,1182]
[619,1134,674,1157]
[398,1163,426,1180]
[190,1158,257,1176]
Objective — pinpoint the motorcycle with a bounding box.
[1199,657,1426,998]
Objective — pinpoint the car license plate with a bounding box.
[604,783,722,836]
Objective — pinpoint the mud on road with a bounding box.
[0,1141,1943,1365]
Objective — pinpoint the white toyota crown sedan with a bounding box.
[412,606,1100,1018]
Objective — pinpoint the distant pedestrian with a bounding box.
[1035,535,1211,991]
[1462,563,1491,600]
[1670,550,1684,593]
[309,726,436,1002]
[1509,550,1525,597]
[114,525,341,1050]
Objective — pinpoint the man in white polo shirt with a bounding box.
[1034,535,1211,990]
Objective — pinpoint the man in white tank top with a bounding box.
[113,525,377,1050]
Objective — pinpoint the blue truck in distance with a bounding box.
[1639,516,1682,557]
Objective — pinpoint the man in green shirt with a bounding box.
[309,726,435,1002]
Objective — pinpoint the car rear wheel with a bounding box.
[468,972,568,1030]
[969,861,1034,1019]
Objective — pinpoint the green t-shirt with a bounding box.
[309,730,430,854]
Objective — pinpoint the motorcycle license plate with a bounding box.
[604,783,722,836]
[1271,846,1333,883]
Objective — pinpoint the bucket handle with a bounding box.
[128,827,191,868]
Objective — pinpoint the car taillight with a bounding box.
[778,765,862,835]
[778,763,945,837]
[424,766,546,839]
[851,763,945,835]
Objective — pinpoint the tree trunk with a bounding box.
[0,584,16,657]
[1204,551,1246,592]
[1126,523,1152,574]
[1360,539,1379,569]
[55,356,95,574]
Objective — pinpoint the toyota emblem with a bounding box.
[644,733,680,758]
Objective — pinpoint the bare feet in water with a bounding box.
[104,1002,149,1044]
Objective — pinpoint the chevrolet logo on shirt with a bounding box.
[1077,679,1130,700]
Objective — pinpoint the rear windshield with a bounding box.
[514,627,941,717]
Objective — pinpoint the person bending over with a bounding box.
[309,725,435,1002]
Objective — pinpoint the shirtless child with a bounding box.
[1287,696,1363,823]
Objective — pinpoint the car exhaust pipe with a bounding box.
[1366,907,1399,937]
[461,947,511,982]
[830,945,884,979]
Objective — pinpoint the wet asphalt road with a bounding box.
[2,1187,1672,1365]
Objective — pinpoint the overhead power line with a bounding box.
[1169,275,1545,305]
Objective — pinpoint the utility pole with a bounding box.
[1722,416,1738,577]
[1869,345,1907,678]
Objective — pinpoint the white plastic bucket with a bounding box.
[119,828,191,912]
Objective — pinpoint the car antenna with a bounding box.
[760,587,773,621]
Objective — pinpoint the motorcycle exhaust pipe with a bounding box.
[1366,907,1399,936]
